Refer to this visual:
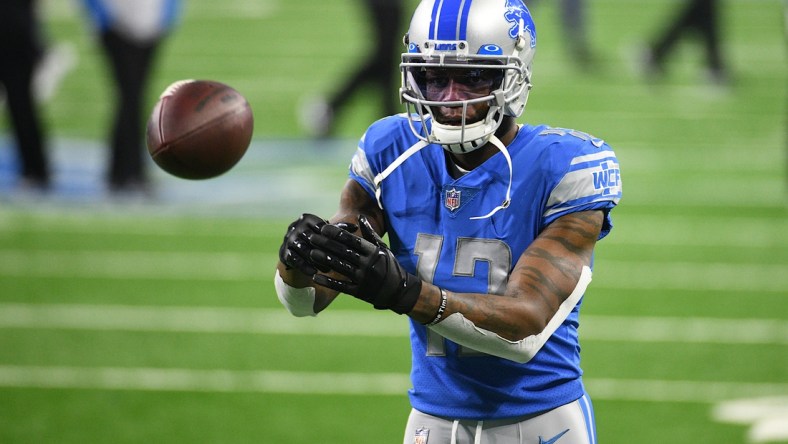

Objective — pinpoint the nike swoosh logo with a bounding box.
[539,429,570,444]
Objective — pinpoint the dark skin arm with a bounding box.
[409,208,603,340]
[278,178,605,341]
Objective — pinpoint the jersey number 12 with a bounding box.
[414,233,512,357]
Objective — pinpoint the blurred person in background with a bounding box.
[300,0,405,138]
[0,0,51,191]
[529,0,595,67]
[82,0,181,195]
[642,0,729,85]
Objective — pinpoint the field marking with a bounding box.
[587,378,788,404]
[1,211,784,249]
[713,397,788,442]
[0,213,280,238]
[0,303,785,345]
[0,248,784,293]
[0,250,276,281]
[583,315,788,345]
[596,260,788,293]
[603,214,786,248]
[0,303,407,338]
[0,365,407,396]
[0,365,786,403]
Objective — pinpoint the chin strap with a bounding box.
[373,140,431,209]
[469,134,513,220]
[372,135,513,220]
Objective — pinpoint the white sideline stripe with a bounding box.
[0,249,785,293]
[1,304,786,345]
[0,365,786,402]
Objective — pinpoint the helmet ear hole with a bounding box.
[515,35,527,50]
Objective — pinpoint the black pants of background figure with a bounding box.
[527,0,592,65]
[649,0,725,77]
[99,29,160,190]
[0,0,49,187]
[327,0,404,120]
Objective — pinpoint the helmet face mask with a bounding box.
[400,0,536,153]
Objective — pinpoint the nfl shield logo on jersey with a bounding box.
[442,185,480,216]
[414,427,430,444]
[445,188,461,211]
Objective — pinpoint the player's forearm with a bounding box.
[413,266,593,363]
[409,282,549,341]
[276,261,313,288]
[275,262,338,314]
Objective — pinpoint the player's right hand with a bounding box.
[307,215,421,315]
[279,213,328,276]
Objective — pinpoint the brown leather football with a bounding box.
[146,80,253,180]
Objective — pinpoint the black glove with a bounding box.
[278,213,328,276]
[308,215,421,315]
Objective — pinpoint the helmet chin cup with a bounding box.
[432,115,496,154]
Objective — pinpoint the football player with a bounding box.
[276,0,622,442]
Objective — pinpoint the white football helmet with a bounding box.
[400,0,537,153]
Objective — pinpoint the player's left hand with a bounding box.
[308,215,421,315]
[278,213,328,276]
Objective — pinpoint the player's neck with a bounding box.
[448,118,518,172]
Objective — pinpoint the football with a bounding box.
[146,79,254,180]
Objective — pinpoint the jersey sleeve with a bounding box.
[348,116,403,201]
[349,143,377,199]
[542,132,622,239]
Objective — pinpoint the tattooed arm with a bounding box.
[408,210,604,342]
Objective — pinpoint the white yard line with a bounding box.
[0,303,785,345]
[587,378,788,404]
[0,364,785,402]
[0,250,276,281]
[0,248,784,292]
[0,303,408,337]
[1,212,784,249]
[595,260,788,293]
[604,215,787,248]
[0,365,408,395]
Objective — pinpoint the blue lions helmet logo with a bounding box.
[504,0,536,47]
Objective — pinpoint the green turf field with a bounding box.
[1,0,786,443]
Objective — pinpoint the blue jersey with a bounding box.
[349,115,621,420]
